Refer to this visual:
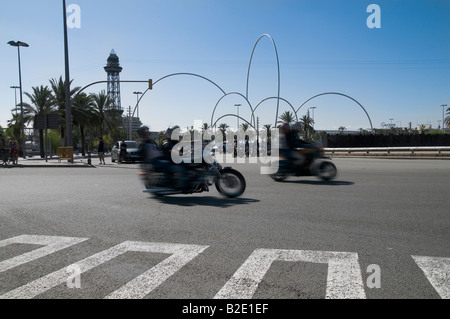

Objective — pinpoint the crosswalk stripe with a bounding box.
[1,240,208,299]
[412,255,450,299]
[214,249,366,299]
[0,235,88,273]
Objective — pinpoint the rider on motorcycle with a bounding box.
[160,126,189,189]
[138,124,188,190]
[137,125,160,164]
[279,122,305,166]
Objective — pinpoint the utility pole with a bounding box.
[7,41,29,158]
[128,105,132,140]
[235,104,242,130]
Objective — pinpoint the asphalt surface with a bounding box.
[0,156,449,301]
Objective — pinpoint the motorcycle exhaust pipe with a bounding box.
[143,188,171,193]
[143,188,181,195]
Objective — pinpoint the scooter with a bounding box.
[269,143,337,182]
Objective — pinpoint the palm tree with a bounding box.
[49,76,80,142]
[7,113,21,141]
[201,123,210,133]
[21,85,55,157]
[90,90,116,137]
[263,124,272,141]
[300,112,315,141]
[218,123,229,152]
[201,123,211,140]
[277,111,296,125]
[338,126,347,134]
[240,123,249,132]
[72,92,96,156]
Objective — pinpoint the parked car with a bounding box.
[111,140,143,163]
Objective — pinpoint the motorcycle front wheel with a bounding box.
[316,160,337,181]
[215,168,246,198]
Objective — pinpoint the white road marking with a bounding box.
[105,242,209,299]
[0,235,88,273]
[0,240,208,299]
[412,255,450,299]
[2,235,449,299]
[214,248,366,299]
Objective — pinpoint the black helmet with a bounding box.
[165,125,180,140]
[137,125,150,139]
[291,122,303,132]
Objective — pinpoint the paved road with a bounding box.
[0,158,449,300]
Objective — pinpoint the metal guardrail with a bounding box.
[325,146,450,155]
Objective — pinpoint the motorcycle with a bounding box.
[139,156,246,198]
[269,143,337,182]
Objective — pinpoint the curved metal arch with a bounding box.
[212,114,255,130]
[296,92,374,131]
[131,72,227,118]
[75,80,149,98]
[253,97,299,124]
[246,34,281,128]
[152,72,226,95]
[210,92,256,128]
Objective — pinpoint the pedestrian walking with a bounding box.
[9,137,19,165]
[98,137,106,165]
[119,139,127,163]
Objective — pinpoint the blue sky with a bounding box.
[1,0,449,133]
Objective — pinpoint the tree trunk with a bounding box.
[80,125,86,156]
[39,129,45,158]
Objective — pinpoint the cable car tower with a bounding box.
[104,49,123,111]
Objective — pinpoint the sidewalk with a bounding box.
[3,155,98,168]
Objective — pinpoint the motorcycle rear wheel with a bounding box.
[215,168,246,198]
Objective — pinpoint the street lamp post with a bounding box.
[129,92,143,139]
[8,41,29,159]
[133,91,142,118]
[235,104,242,130]
[10,86,20,116]
[441,104,447,133]
[309,107,316,129]
[62,0,73,147]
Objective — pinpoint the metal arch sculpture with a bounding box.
[212,114,256,130]
[246,34,281,128]
[210,92,256,129]
[131,72,227,119]
[252,97,299,125]
[296,92,374,131]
